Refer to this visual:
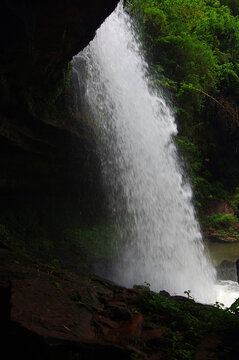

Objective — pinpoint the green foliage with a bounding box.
[174,135,208,207]
[23,62,72,120]
[229,187,239,216]
[205,213,238,229]
[184,290,193,299]
[128,0,239,105]
[130,353,144,360]
[203,212,239,241]
[136,287,239,359]
[214,301,226,310]
[0,192,115,272]
[220,0,239,15]
[50,258,61,269]
[128,0,239,213]
[228,297,239,314]
[69,291,94,312]
[215,297,239,314]
[54,281,64,293]
[63,225,117,261]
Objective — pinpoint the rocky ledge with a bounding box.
[1,246,239,360]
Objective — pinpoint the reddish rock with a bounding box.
[107,300,127,307]
[204,199,234,216]
[194,337,221,360]
[149,351,163,360]
[11,278,95,341]
[2,248,238,360]
[105,300,132,320]
[95,315,118,329]
[120,314,143,338]
[106,314,143,345]
[94,314,118,337]
[142,328,166,344]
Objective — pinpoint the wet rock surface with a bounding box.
[1,248,239,359]
[216,260,237,282]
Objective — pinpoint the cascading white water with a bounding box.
[73,2,221,304]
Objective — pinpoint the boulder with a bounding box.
[216,260,237,281]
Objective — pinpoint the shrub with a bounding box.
[205,213,238,229]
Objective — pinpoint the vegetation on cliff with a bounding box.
[127,0,239,231]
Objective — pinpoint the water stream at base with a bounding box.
[73,2,239,306]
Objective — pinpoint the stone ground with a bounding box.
[1,245,239,360]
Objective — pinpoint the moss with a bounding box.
[205,214,238,229]
[135,288,239,359]
[203,213,239,242]
[62,225,117,262]
[55,281,64,293]
[28,63,73,119]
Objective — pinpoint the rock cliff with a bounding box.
[0,0,118,189]
[0,0,118,257]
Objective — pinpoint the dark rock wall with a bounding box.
[0,0,118,114]
[0,0,118,189]
[0,0,118,260]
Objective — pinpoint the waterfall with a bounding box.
[73,2,217,303]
